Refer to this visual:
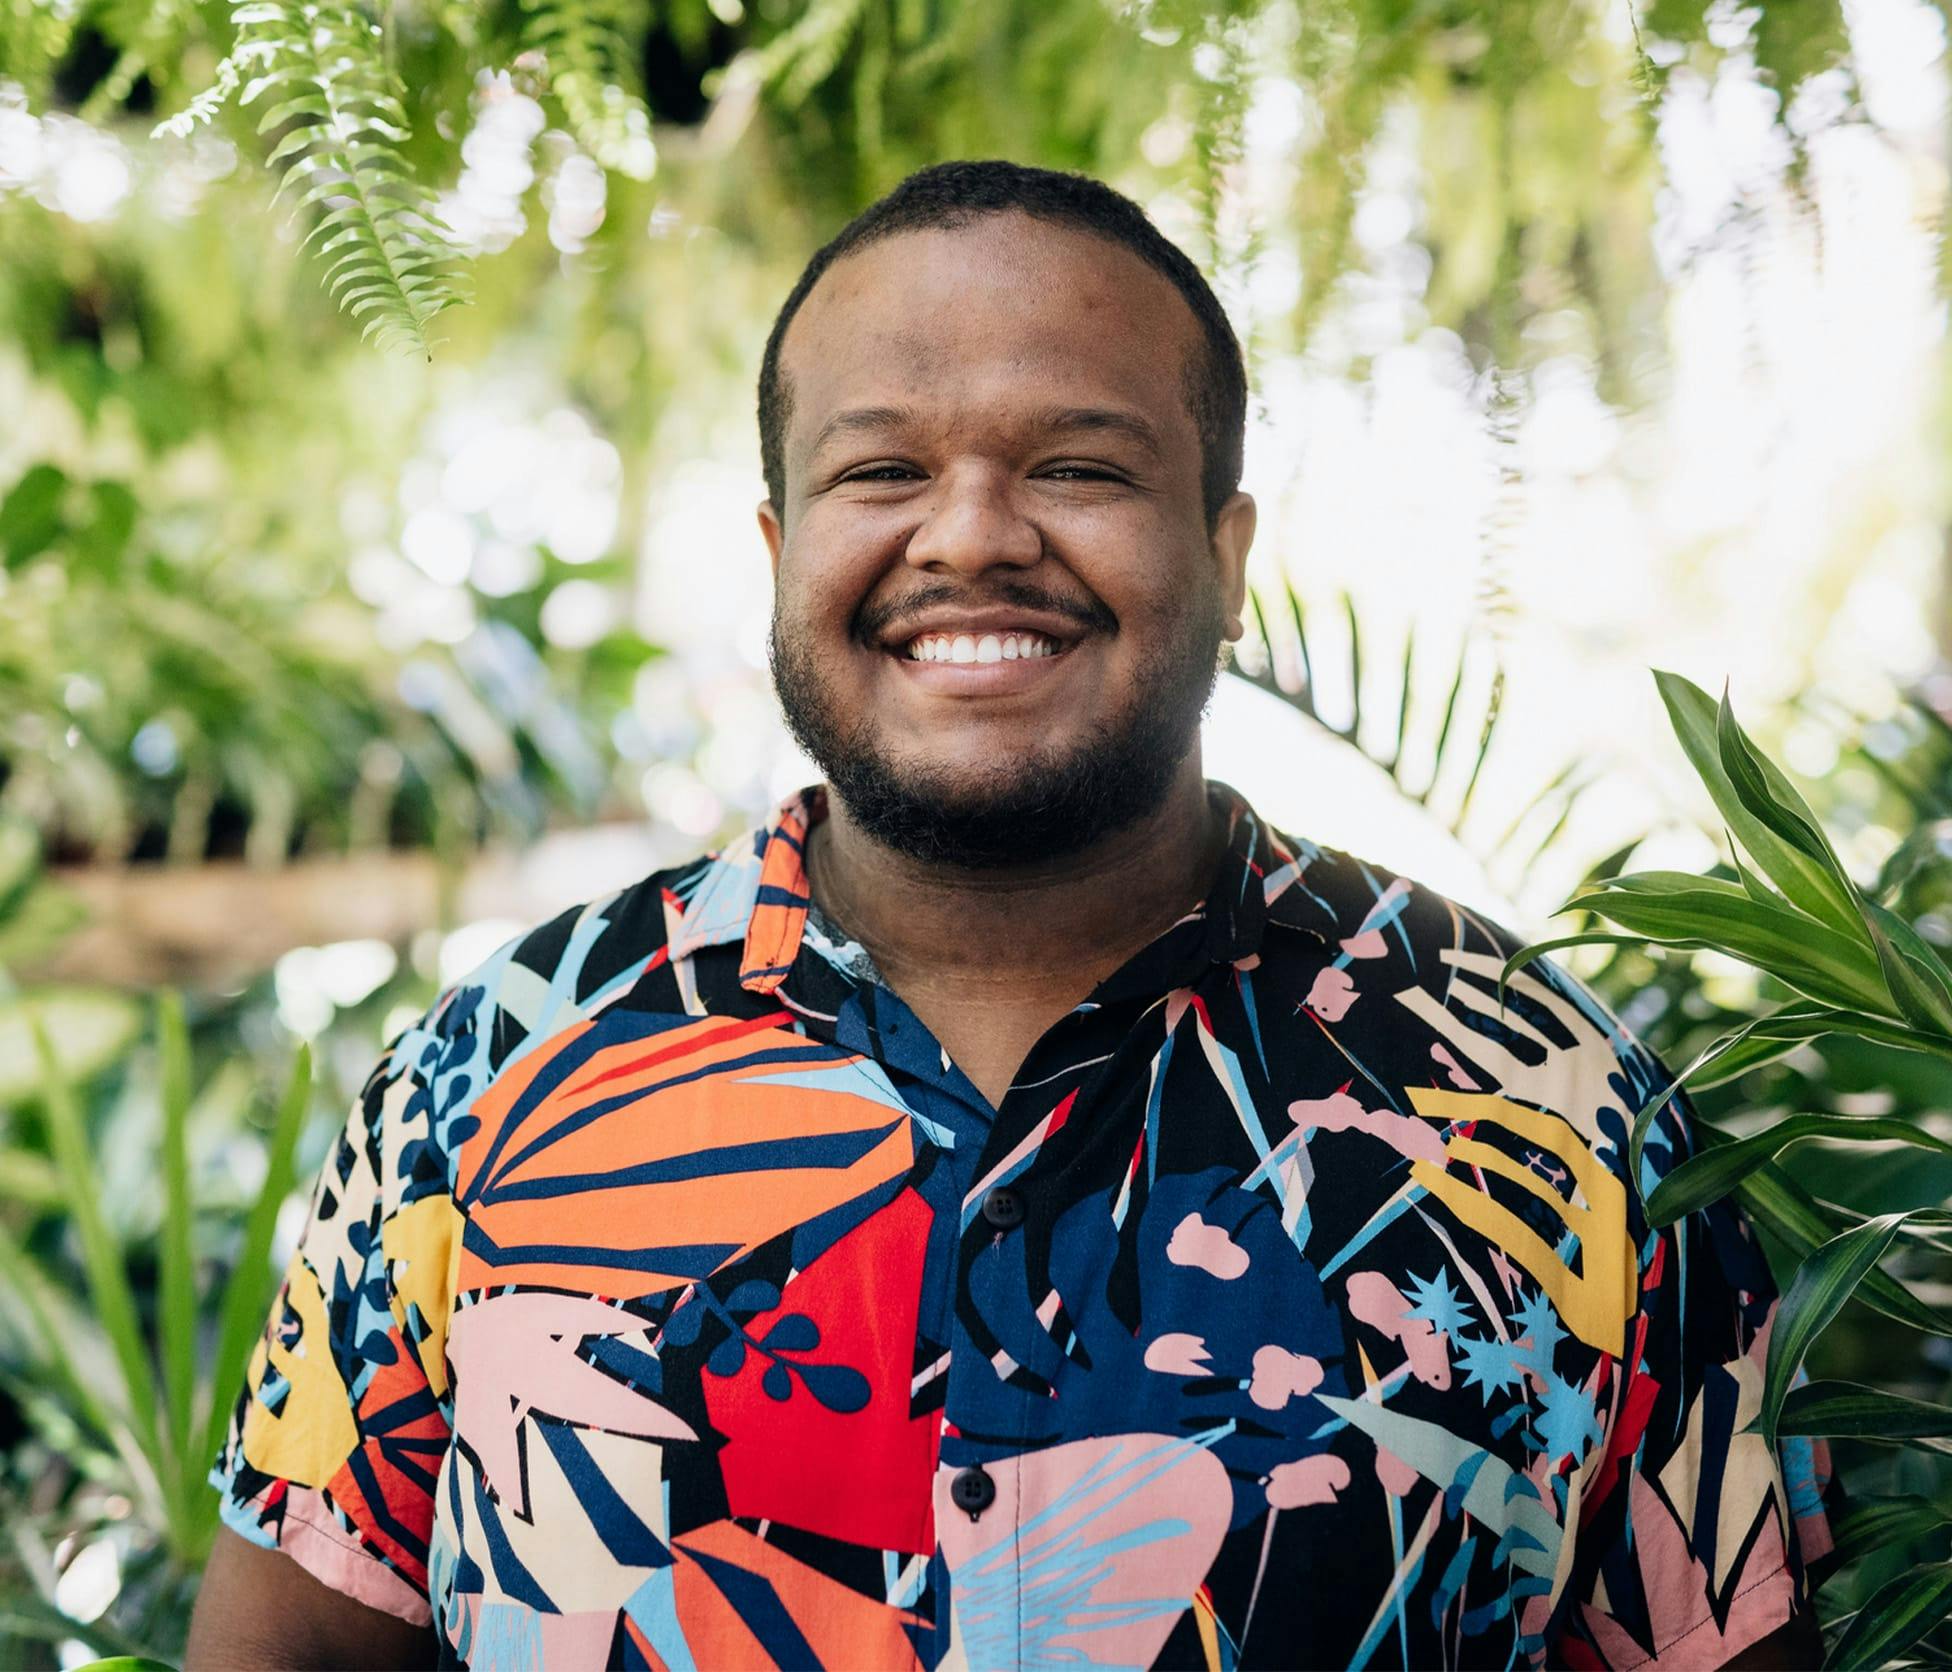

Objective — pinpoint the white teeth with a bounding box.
[904,630,1062,662]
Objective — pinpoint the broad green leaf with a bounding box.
[0,462,67,566]
[1715,681,1853,885]
[1823,1495,1951,1571]
[1831,1560,1952,1671]
[1733,1162,1952,1338]
[1757,1211,1911,1443]
[1858,895,1952,1036]
[1646,1114,1952,1226]
[0,990,143,1104]
[1563,879,1892,1016]
[158,991,198,1520]
[31,1017,163,1466]
[1653,670,1865,943]
[1777,1379,1952,1437]
[1626,1006,1832,1185]
[197,1044,312,1480]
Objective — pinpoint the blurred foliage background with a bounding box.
[1,0,1950,1664]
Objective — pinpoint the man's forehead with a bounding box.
[778,220,1200,445]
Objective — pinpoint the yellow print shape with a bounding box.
[1405,1087,1634,1357]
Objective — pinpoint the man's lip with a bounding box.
[870,607,1094,653]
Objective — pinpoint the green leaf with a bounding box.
[197,1044,311,1482]
[1777,1379,1952,1438]
[1831,1560,1952,1671]
[1715,681,1851,883]
[1646,1114,1952,1226]
[1858,895,1952,1036]
[1823,1494,1951,1571]
[1733,1162,1952,1338]
[1563,876,1893,1015]
[0,990,143,1104]
[1757,1211,1911,1443]
[1653,670,1866,943]
[157,991,198,1519]
[30,1016,163,1465]
[0,463,68,566]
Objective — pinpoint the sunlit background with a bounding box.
[3,0,1951,1660]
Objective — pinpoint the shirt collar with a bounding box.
[665,780,1328,996]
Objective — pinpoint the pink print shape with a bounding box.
[1346,1271,1452,1390]
[938,1433,1230,1670]
[1166,1212,1249,1280]
[448,1291,697,1512]
[1143,1332,1212,1376]
[1305,966,1358,1021]
[1339,929,1388,960]
[1266,1453,1351,1509]
[1288,1089,1447,1165]
[1374,1440,1420,1498]
[1248,1345,1324,1411]
[1430,1042,1481,1090]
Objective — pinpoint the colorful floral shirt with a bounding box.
[211,781,1834,1670]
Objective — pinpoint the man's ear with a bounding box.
[757,497,785,577]
[1210,490,1257,640]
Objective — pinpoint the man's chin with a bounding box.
[817,740,1186,869]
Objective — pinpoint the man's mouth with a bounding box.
[903,630,1066,664]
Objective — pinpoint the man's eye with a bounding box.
[1042,465,1123,482]
[843,464,917,482]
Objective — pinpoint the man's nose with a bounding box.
[901,467,1042,575]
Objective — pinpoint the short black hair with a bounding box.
[757,159,1248,531]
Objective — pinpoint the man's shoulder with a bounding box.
[376,833,753,1105]
[1258,820,1675,1185]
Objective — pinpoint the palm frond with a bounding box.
[1240,582,1577,880]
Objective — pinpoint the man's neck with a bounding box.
[803,758,1226,1009]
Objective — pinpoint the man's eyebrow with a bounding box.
[807,404,924,457]
[1033,406,1164,456]
[805,402,1166,459]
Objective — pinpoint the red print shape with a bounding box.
[702,1187,940,1554]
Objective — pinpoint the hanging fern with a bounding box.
[166,1,472,357]
[0,0,76,105]
[519,0,657,179]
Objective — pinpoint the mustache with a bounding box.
[854,580,1118,644]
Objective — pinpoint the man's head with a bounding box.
[758,159,1256,869]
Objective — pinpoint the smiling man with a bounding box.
[188,161,1833,1671]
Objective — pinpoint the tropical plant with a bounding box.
[0,994,312,1666]
[1507,670,1952,1669]
[0,0,1880,379]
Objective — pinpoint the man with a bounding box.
[187,160,1832,1670]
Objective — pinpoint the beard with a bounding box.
[769,582,1227,869]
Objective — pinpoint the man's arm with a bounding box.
[184,1526,440,1671]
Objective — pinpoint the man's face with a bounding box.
[759,212,1255,867]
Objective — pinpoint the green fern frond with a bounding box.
[223,1,471,357]
[519,0,657,179]
[151,45,243,139]
[748,0,873,109]
[0,0,77,104]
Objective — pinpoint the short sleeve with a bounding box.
[1549,1054,1837,1669]
[208,998,466,1625]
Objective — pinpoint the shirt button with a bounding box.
[982,1186,1026,1230]
[951,1465,996,1519]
